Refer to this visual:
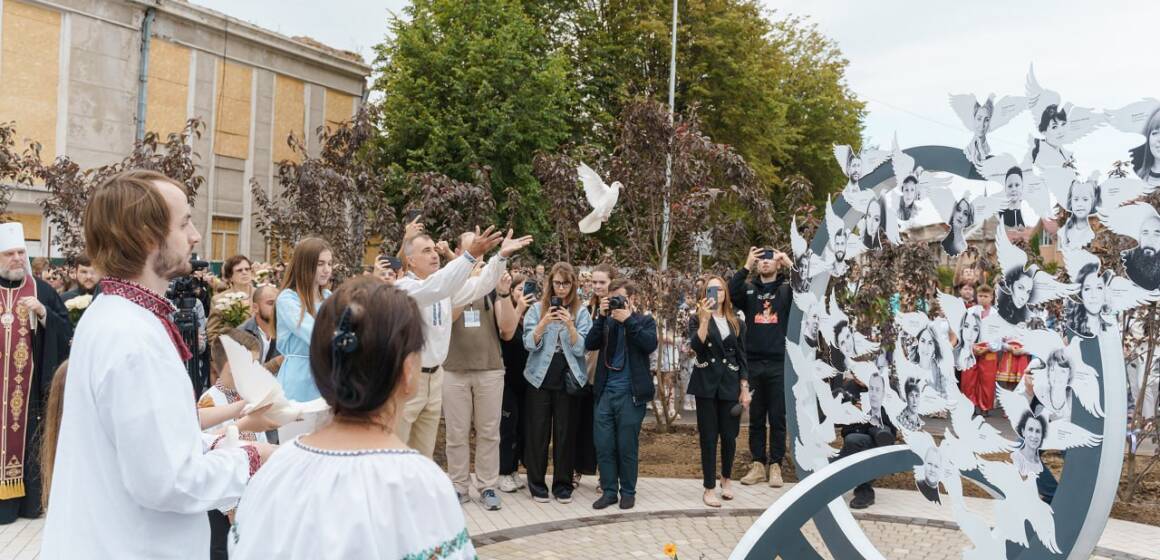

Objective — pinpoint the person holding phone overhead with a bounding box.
[731,247,793,488]
[687,276,750,507]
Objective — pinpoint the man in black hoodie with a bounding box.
[730,247,793,487]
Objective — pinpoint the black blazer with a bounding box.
[686,314,748,401]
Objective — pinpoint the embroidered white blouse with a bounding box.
[230,437,477,559]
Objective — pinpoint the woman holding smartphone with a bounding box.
[522,262,592,503]
[687,276,750,507]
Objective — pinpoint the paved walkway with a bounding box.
[10,476,1160,559]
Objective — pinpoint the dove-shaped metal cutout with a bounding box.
[833,144,889,212]
[821,197,868,278]
[1061,248,1160,337]
[1104,98,1160,187]
[973,152,1057,228]
[949,92,1027,167]
[1024,64,1105,169]
[1013,328,1104,421]
[977,459,1063,554]
[789,216,827,294]
[890,133,953,223]
[994,223,1078,325]
[1098,203,1160,291]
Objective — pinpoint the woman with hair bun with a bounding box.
[230,277,476,559]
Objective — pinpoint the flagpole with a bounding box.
[660,0,678,271]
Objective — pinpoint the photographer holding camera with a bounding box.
[586,278,658,511]
[731,247,793,488]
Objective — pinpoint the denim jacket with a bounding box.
[522,302,591,389]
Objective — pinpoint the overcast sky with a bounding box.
[193,0,1159,212]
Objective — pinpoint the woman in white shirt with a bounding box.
[231,277,476,559]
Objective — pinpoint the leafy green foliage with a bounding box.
[372,0,577,239]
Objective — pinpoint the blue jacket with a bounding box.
[522,302,591,389]
[275,289,330,401]
[585,312,659,403]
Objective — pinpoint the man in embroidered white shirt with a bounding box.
[394,222,532,457]
[42,170,276,560]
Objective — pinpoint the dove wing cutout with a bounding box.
[1098,203,1160,241]
[936,291,968,338]
[221,335,330,425]
[1104,97,1160,135]
[790,216,807,257]
[1025,65,1103,145]
[1100,175,1156,209]
[979,459,1062,553]
[577,162,620,234]
[949,391,1014,454]
[996,386,1103,451]
[995,223,1028,274]
[1104,98,1160,135]
[943,469,1008,560]
[949,93,1027,131]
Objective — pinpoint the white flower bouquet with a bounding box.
[64,294,93,327]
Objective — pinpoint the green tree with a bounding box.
[534,1,864,200]
[372,0,577,238]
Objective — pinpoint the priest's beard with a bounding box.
[0,267,25,282]
[152,239,192,280]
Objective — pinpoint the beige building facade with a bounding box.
[1,0,370,263]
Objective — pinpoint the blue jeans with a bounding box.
[594,386,647,498]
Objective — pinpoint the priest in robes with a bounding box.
[0,222,70,524]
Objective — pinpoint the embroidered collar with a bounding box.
[100,277,192,362]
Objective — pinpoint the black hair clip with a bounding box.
[333,306,360,355]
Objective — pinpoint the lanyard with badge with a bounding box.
[463,303,481,328]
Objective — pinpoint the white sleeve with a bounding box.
[97,349,251,514]
[450,255,507,307]
[395,255,477,307]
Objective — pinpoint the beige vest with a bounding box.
[443,295,505,372]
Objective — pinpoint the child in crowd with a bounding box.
[972,284,994,319]
[198,329,272,560]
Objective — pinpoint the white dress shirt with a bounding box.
[41,295,252,560]
[395,253,507,368]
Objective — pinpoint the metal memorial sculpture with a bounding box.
[733,65,1155,559]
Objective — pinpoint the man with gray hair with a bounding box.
[0,222,70,524]
[395,221,533,458]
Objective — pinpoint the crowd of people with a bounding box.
[6,169,801,559]
[2,169,1149,558]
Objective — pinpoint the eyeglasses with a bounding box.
[552,281,572,287]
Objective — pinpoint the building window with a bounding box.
[210,216,242,260]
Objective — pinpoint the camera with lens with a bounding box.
[167,254,211,393]
[608,295,627,311]
[550,296,563,309]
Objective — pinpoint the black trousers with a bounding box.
[695,396,740,489]
[208,510,230,560]
[748,357,786,466]
[524,385,577,497]
[836,432,876,497]
[499,377,526,475]
[574,390,598,476]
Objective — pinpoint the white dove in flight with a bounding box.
[576,162,622,234]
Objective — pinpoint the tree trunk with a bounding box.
[1124,303,1158,503]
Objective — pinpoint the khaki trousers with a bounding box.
[397,367,444,458]
[442,368,506,493]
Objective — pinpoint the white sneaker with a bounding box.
[499,474,524,493]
